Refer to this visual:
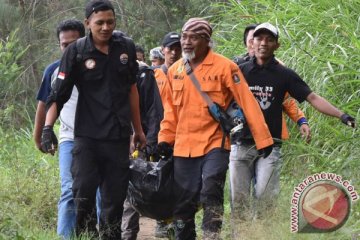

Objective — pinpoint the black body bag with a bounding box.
[127,156,175,220]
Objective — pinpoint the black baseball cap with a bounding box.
[162,32,181,48]
[85,0,115,19]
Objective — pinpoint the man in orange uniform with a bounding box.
[157,18,273,240]
[154,32,182,104]
[153,32,182,238]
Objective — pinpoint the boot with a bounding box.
[155,220,168,238]
[201,205,223,240]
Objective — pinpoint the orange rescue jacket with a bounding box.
[154,67,168,104]
[281,93,306,139]
[158,50,273,157]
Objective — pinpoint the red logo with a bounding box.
[300,182,350,232]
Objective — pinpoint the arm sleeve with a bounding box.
[158,69,178,145]
[282,92,306,123]
[36,62,59,102]
[285,69,312,103]
[126,39,139,85]
[137,68,164,147]
[226,63,273,149]
[46,43,77,116]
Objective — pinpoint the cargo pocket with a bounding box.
[201,81,224,107]
[70,143,81,178]
[172,80,184,106]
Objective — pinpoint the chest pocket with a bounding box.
[172,80,184,106]
[200,80,225,107]
[116,59,131,83]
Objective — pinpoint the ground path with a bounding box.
[137,216,158,240]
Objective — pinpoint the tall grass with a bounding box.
[210,0,360,239]
[0,126,59,239]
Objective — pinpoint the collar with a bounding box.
[193,49,215,71]
[201,49,215,65]
[85,32,115,52]
[249,55,279,70]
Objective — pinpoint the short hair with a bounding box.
[243,24,258,46]
[135,45,145,54]
[56,19,85,41]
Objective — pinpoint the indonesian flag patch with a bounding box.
[58,72,66,80]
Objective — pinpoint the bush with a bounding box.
[0,29,30,127]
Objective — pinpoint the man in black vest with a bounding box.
[41,0,146,239]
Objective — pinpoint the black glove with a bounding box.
[156,142,173,160]
[41,125,58,154]
[258,145,273,158]
[146,144,157,156]
[340,113,355,128]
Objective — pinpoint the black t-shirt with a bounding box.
[47,33,138,140]
[239,57,312,140]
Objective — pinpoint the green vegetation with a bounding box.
[0,0,359,239]
[211,0,360,239]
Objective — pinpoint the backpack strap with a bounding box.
[123,36,136,70]
[160,64,168,75]
[112,31,136,72]
[75,36,87,63]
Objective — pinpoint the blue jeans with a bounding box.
[57,141,76,239]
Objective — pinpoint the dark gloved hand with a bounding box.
[340,113,355,128]
[146,143,157,156]
[258,144,273,158]
[156,142,173,160]
[41,125,58,155]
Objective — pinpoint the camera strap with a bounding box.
[183,60,215,107]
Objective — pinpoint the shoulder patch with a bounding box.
[232,73,240,84]
[58,72,66,80]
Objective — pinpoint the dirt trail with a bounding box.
[137,216,157,240]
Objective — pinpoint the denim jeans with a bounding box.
[229,143,282,221]
[57,141,76,239]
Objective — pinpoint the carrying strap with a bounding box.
[75,37,86,63]
[183,59,227,148]
[160,64,168,75]
[183,60,214,108]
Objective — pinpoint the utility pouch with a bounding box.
[226,99,246,136]
[208,102,234,134]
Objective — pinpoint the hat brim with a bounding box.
[253,28,278,38]
[164,40,181,48]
